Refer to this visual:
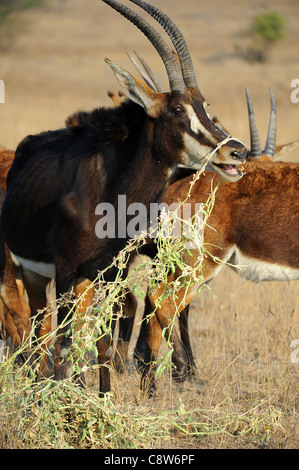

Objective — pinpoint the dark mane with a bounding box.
[7,100,148,189]
[66,99,147,145]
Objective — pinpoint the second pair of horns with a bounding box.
[246,88,277,158]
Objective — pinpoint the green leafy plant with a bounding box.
[0,0,45,49]
[253,12,286,43]
[235,11,286,63]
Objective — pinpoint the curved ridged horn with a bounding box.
[102,0,185,92]
[264,88,277,158]
[245,88,262,158]
[130,0,198,89]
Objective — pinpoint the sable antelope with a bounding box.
[117,89,299,393]
[0,0,247,394]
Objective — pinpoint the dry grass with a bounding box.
[107,267,298,449]
[0,0,298,449]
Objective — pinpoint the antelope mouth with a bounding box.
[210,162,244,181]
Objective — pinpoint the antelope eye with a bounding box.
[172,106,185,117]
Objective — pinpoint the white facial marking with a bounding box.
[185,104,218,143]
[185,104,218,147]
[182,133,214,168]
[185,104,203,134]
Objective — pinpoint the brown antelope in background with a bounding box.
[115,87,299,393]
[0,148,31,351]
[0,0,247,395]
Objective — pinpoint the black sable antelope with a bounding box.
[1,0,247,394]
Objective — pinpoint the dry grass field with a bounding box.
[0,0,298,449]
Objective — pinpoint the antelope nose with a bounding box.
[230,148,248,162]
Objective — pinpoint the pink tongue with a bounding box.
[221,164,238,175]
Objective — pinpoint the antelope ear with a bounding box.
[105,58,163,118]
[274,140,299,159]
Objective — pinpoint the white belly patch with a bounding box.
[12,253,55,279]
[230,247,299,283]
